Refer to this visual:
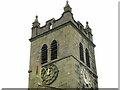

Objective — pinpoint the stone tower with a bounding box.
[28,1,98,89]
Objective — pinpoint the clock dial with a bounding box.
[81,67,92,88]
[41,64,59,85]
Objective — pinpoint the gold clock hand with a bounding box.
[47,68,50,75]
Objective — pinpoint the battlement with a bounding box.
[30,2,93,42]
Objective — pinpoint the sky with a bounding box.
[0,0,118,89]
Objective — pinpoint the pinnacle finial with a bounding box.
[36,15,38,19]
[66,0,69,6]
[86,21,91,29]
[64,0,72,12]
[32,15,40,27]
[34,15,38,22]
[86,21,88,25]
[66,0,69,5]
[86,21,89,28]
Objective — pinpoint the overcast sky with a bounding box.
[0,0,118,89]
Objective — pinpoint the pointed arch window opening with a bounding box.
[86,48,90,68]
[41,44,48,64]
[80,43,84,62]
[49,23,53,30]
[51,40,57,60]
[50,24,52,29]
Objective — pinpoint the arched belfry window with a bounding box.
[86,48,90,68]
[41,44,48,64]
[80,43,84,62]
[51,40,57,60]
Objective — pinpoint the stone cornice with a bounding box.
[41,54,98,78]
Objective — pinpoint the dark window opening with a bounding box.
[41,44,48,64]
[51,40,57,60]
[80,43,84,62]
[86,48,90,68]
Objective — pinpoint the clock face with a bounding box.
[41,64,59,85]
[81,67,92,88]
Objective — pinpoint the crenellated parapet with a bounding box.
[30,1,93,43]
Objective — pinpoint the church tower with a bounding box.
[28,1,98,89]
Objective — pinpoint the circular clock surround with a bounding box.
[81,67,92,88]
[41,64,59,85]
